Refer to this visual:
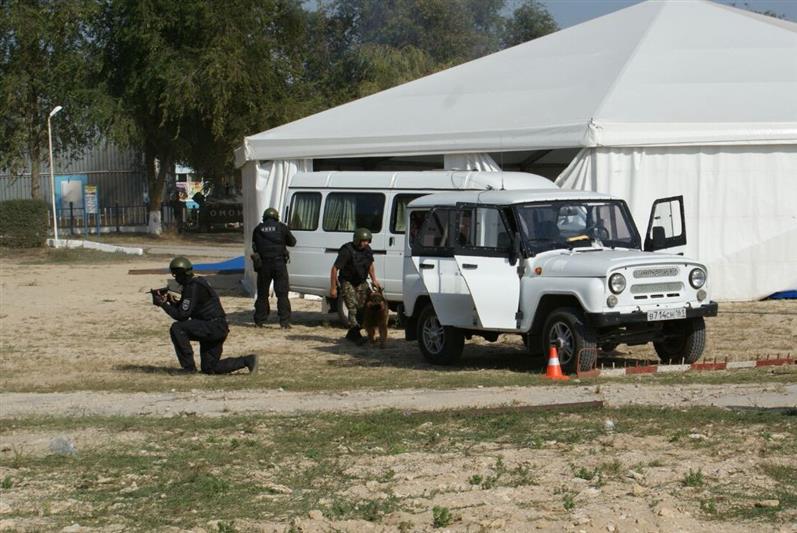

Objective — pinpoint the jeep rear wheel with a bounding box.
[542,308,598,373]
[654,317,705,364]
[417,304,464,365]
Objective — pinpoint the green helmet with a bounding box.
[169,256,193,275]
[263,208,279,221]
[353,227,372,243]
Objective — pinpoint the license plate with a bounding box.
[647,308,686,321]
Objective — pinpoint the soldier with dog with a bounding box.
[330,227,382,343]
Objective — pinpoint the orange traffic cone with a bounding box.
[545,340,569,381]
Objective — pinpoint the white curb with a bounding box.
[48,238,143,255]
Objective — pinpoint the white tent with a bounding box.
[236,0,797,300]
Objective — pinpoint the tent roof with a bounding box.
[237,0,797,165]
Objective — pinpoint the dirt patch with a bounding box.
[1,382,795,418]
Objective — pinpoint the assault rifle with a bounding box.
[149,287,172,305]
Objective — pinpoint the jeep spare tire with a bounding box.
[542,308,598,373]
[417,303,464,365]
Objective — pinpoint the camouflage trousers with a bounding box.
[340,280,370,328]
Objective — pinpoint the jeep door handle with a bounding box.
[461,263,478,270]
[420,263,435,269]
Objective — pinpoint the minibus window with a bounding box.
[323,193,385,233]
[288,193,321,231]
[391,194,426,234]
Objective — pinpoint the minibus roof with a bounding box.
[288,170,556,191]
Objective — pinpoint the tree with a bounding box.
[99,0,307,233]
[0,0,104,200]
[310,0,558,102]
[502,0,559,48]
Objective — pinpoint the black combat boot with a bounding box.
[345,327,362,342]
[245,354,259,374]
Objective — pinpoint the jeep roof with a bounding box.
[407,188,616,208]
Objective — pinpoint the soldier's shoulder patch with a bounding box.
[181,299,191,311]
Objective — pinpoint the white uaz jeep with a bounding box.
[401,189,718,372]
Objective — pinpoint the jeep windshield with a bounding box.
[515,200,641,255]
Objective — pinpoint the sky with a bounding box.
[537,0,797,28]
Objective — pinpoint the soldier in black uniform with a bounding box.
[252,207,297,328]
[154,256,258,374]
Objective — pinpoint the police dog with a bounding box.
[362,287,389,348]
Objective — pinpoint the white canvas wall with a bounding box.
[556,145,797,301]
[241,159,312,294]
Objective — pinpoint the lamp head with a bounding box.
[49,106,63,118]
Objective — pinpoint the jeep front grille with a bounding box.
[633,267,679,279]
[630,282,683,294]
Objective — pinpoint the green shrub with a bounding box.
[432,506,453,528]
[0,199,50,248]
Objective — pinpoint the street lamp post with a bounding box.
[48,105,63,246]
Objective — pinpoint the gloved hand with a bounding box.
[250,253,263,271]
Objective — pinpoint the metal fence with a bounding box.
[52,203,182,235]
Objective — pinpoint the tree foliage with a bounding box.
[2,0,560,220]
[0,0,104,199]
[309,0,558,103]
[99,0,307,231]
[503,0,559,48]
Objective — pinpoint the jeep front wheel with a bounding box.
[417,304,464,365]
[654,317,705,364]
[541,308,598,373]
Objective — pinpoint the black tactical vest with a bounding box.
[338,242,373,285]
[188,277,226,321]
[254,219,286,258]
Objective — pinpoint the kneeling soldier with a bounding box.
[154,256,257,374]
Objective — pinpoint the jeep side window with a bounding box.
[452,207,513,255]
[412,208,454,255]
[409,210,428,243]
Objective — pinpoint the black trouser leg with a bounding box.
[272,259,291,326]
[169,322,197,370]
[253,265,273,325]
[170,319,232,374]
[208,354,250,374]
[190,320,236,374]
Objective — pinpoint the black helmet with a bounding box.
[353,227,372,243]
[169,256,193,276]
[263,208,279,222]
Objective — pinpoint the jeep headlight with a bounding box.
[609,273,626,294]
[689,268,706,289]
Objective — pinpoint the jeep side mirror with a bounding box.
[645,226,667,252]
